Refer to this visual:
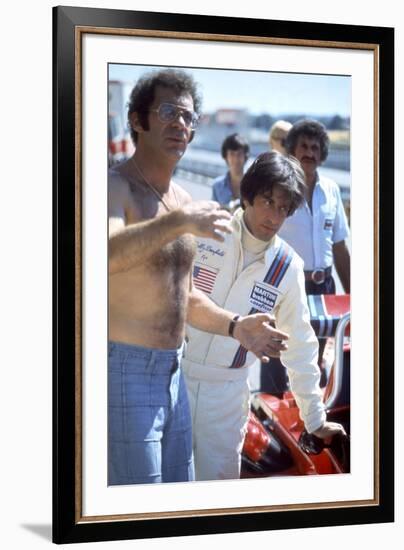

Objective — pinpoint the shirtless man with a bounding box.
[108,69,287,485]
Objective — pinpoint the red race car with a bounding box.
[241,294,350,478]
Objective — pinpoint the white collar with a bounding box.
[240,212,274,255]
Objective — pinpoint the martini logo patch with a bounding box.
[249,282,279,313]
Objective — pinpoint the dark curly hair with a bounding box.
[221,133,250,160]
[240,151,305,216]
[127,68,202,144]
[285,119,330,162]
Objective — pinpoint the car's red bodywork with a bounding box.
[241,294,350,478]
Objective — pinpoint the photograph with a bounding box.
[107,62,352,489]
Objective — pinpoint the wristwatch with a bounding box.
[228,314,240,337]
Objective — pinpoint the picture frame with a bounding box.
[53,5,394,544]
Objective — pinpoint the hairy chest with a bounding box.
[124,179,196,273]
[147,234,196,273]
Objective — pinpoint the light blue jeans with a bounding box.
[108,341,194,485]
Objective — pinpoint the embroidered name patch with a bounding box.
[197,242,225,258]
[249,282,279,313]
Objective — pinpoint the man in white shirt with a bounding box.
[263,119,351,394]
[183,152,345,481]
[278,118,350,294]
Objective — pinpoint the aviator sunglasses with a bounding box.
[148,102,200,129]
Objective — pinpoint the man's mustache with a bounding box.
[301,156,316,162]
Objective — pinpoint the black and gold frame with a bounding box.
[53,5,394,544]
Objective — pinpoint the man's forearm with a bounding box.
[109,210,187,274]
[187,287,289,361]
[333,240,350,293]
[187,287,233,336]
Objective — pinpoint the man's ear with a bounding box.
[129,112,144,133]
[242,197,251,209]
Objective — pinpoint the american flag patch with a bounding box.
[193,264,218,294]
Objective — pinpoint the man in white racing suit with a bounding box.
[182,152,346,481]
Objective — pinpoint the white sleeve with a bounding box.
[275,262,326,433]
[332,183,350,243]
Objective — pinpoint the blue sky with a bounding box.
[109,63,351,117]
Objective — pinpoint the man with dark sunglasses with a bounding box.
[108,69,286,486]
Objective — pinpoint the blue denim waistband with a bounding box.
[108,340,184,361]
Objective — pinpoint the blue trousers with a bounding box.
[108,341,194,485]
